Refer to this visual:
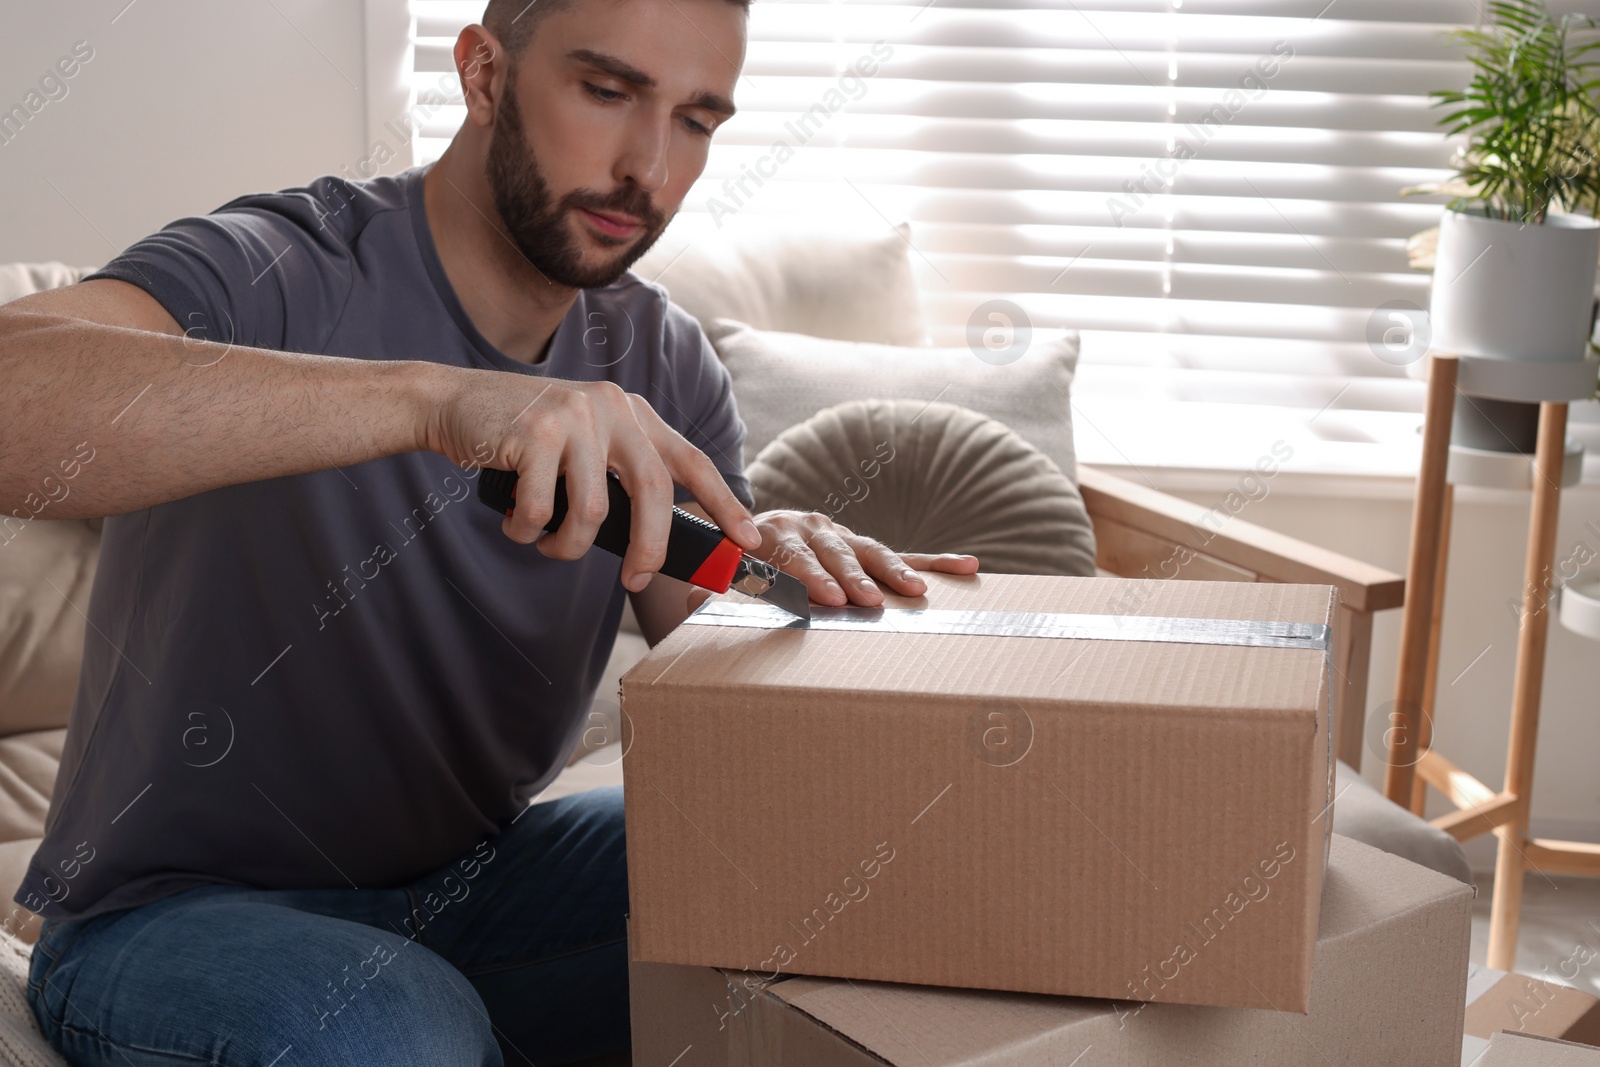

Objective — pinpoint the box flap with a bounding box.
[1466,972,1600,1045]
[627,573,1336,717]
[774,977,1099,1066]
[1478,1032,1600,1066]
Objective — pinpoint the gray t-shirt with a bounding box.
[15,164,752,923]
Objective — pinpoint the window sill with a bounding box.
[1072,390,1600,502]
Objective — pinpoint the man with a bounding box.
[0,0,978,1063]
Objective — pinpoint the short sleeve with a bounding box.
[84,181,356,355]
[658,303,755,511]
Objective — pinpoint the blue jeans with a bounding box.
[26,786,628,1066]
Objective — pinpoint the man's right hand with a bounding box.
[0,278,759,595]
[418,371,760,592]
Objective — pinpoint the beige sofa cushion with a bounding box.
[710,319,1083,482]
[0,263,93,306]
[0,521,97,738]
[633,222,926,346]
[0,729,67,947]
[0,730,64,843]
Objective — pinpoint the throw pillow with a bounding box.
[710,319,1082,481]
[632,220,926,345]
[0,262,94,305]
[748,399,1097,577]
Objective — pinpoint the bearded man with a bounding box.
[0,0,978,1062]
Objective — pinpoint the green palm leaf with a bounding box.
[1422,0,1600,223]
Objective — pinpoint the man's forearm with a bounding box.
[0,308,444,519]
[0,279,764,583]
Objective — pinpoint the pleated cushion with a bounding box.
[747,399,1097,577]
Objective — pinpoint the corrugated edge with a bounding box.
[621,618,718,687]
[1322,586,1339,888]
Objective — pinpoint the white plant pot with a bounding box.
[1558,571,1600,642]
[1429,209,1600,362]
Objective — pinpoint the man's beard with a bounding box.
[485,80,671,290]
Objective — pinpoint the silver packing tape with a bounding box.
[685,600,1332,652]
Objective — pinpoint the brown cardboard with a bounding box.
[623,572,1338,1010]
[1476,1032,1600,1066]
[1465,967,1600,1047]
[629,835,1475,1067]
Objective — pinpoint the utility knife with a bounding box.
[477,468,812,621]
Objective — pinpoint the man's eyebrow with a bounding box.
[568,48,655,88]
[687,89,737,118]
[567,47,737,118]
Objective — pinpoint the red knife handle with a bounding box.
[477,468,742,593]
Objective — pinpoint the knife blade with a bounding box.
[476,468,812,621]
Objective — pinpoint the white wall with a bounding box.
[0,0,386,266]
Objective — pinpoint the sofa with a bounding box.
[0,227,1472,1064]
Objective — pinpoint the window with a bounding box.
[410,0,1488,473]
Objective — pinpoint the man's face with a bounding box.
[485,0,745,289]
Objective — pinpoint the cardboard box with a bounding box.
[629,835,1475,1067]
[623,572,1339,1010]
[1475,1032,1600,1066]
[1465,964,1600,1048]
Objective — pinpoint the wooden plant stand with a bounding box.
[1386,349,1600,970]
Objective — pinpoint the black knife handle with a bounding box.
[477,468,743,592]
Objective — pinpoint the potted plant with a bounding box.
[1422,0,1600,373]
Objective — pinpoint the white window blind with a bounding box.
[410,0,1495,472]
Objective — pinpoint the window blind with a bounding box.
[411,0,1491,471]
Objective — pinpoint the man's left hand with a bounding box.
[741,508,980,607]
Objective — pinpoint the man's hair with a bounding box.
[482,0,752,62]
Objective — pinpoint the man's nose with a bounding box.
[614,111,671,196]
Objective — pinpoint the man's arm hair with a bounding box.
[0,278,442,519]
[0,277,763,587]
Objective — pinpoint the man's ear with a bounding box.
[456,24,510,130]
